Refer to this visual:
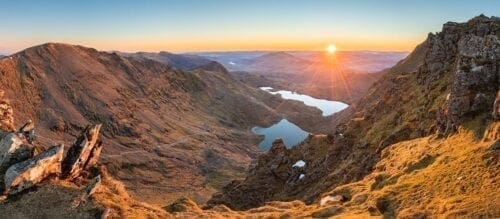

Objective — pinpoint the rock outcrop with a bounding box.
[430,15,500,135]
[207,139,294,210]
[0,119,103,195]
[0,90,14,132]
[4,145,63,194]
[84,141,102,172]
[62,124,102,180]
[0,133,35,174]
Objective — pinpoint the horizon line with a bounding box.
[1,42,411,55]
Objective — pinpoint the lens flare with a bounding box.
[327,44,337,54]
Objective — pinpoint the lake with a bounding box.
[253,87,349,150]
[252,119,309,151]
[260,87,349,116]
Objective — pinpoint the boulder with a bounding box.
[61,124,102,180]
[0,133,34,174]
[4,145,63,194]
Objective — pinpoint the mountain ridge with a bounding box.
[0,42,329,205]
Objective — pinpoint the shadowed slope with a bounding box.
[0,42,327,205]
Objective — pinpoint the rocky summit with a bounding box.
[0,15,498,218]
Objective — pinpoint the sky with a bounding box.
[0,0,498,54]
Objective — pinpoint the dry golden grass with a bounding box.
[168,122,500,218]
[10,122,493,218]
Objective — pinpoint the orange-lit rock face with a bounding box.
[0,133,35,174]
[61,124,102,180]
[0,90,14,132]
[4,145,63,194]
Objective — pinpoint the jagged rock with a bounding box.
[470,93,488,112]
[0,133,34,174]
[85,175,102,196]
[263,139,289,180]
[18,120,36,143]
[207,138,293,210]
[84,141,102,171]
[432,16,500,135]
[0,90,14,132]
[61,124,102,180]
[483,122,500,142]
[268,138,287,155]
[4,145,63,194]
[18,120,35,134]
[71,174,104,208]
[493,91,500,121]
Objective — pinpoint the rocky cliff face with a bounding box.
[425,15,500,135]
[207,15,500,210]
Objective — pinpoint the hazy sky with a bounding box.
[0,0,498,54]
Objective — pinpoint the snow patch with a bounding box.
[471,65,483,72]
[299,174,305,180]
[292,160,306,168]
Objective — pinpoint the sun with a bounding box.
[327,44,337,54]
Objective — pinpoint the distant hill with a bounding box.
[242,51,311,73]
[119,51,212,70]
[195,50,407,103]
[196,50,407,74]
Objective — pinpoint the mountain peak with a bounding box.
[194,60,228,73]
[260,51,296,59]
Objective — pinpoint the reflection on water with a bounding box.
[252,119,309,151]
[260,87,349,116]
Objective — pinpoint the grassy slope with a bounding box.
[168,122,499,218]
[6,122,495,218]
